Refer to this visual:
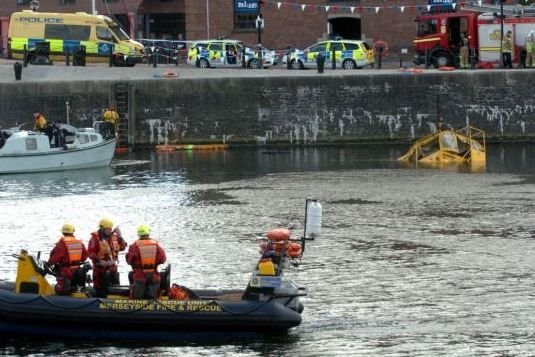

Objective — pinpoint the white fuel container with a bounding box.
[305,199,322,238]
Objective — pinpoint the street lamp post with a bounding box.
[499,0,504,68]
[29,0,39,12]
[256,14,263,44]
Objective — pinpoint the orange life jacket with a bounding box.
[61,235,84,268]
[135,238,158,272]
[98,239,112,261]
[91,231,121,261]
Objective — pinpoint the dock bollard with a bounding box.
[316,53,325,74]
[331,48,336,70]
[14,62,22,81]
[23,45,28,67]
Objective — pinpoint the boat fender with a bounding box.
[168,284,190,300]
[438,66,455,71]
[65,143,76,150]
[266,228,290,241]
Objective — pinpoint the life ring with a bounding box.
[373,40,389,57]
[163,71,178,78]
[438,66,455,71]
[400,67,423,73]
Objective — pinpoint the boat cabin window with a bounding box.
[79,134,89,144]
[90,134,98,142]
[25,138,38,150]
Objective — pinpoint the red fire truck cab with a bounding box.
[414,6,535,68]
[413,10,479,68]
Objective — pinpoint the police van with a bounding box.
[8,11,144,66]
[187,39,276,69]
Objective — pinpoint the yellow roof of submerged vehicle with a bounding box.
[398,126,486,167]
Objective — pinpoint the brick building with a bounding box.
[1,0,428,56]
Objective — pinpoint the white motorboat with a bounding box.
[0,124,116,174]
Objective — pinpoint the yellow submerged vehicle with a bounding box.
[398,126,486,167]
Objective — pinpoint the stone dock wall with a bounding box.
[1,70,534,146]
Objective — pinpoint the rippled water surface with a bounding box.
[2,144,535,356]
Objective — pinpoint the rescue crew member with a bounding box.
[88,218,127,297]
[126,224,167,299]
[459,32,469,69]
[33,111,47,132]
[526,31,535,68]
[102,106,119,139]
[47,224,88,295]
[502,30,513,69]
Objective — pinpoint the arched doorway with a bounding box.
[328,16,361,40]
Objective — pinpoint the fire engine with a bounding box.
[413,4,535,68]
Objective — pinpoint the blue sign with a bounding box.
[235,0,259,14]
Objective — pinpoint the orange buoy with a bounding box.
[162,71,178,78]
[114,147,129,153]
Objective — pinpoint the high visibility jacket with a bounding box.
[103,110,119,124]
[48,235,88,280]
[135,239,158,272]
[62,236,85,267]
[34,115,47,131]
[502,36,513,53]
[98,239,112,261]
[526,37,535,53]
[126,237,166,280]
[88,231,126,263]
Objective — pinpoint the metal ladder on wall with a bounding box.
[114,83,129,151]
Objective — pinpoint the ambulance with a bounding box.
[8,10,144,66]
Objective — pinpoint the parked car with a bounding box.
[286,40,374,70]
[186,40,276,69]
[137,39,188,64]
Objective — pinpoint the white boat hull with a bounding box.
[0,129,117,174]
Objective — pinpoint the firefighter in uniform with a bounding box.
[88,218,127,297]
[502,31,513,69]
[102,106,119,139]
[526,31,535,68]
[47,224,88,295]
[459,32,469,69]
[126,224,167,299]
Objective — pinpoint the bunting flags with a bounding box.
[260,0,462,14]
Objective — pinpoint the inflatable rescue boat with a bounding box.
[0,199,322,340]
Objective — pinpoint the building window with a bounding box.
[103,0,118,3]
[234,0,259,30]
[60,0,76,4]
[235,14,257,30]
[16,0,31,5]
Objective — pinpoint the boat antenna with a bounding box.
[65,101,70,125]
[436,95,441,130]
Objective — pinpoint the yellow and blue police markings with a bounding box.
[98,42,114,55]
[290,40,373,69]
[10,37,118,58]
